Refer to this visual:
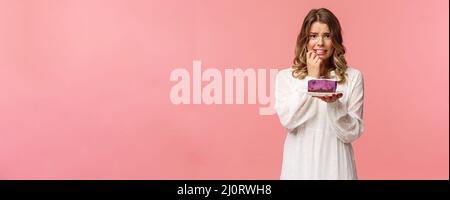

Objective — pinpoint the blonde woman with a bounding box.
[275,8,365,180]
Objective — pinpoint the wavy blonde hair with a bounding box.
[292,8,347,84]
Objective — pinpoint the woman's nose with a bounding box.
[316,37,324,46]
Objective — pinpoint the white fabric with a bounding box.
[274,67,365,180]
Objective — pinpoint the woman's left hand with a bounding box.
[314,93,343,103]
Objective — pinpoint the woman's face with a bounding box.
[307,21,334,60]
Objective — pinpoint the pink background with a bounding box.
[0,0,448,179]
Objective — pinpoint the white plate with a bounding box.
[307,91,343,97]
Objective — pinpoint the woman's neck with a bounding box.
[319,60,331,77]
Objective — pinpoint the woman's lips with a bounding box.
[314,49,327,55]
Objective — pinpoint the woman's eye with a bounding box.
[310,35,317,38]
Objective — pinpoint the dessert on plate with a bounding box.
[307,79,338,96]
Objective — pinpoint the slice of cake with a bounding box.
[308,79,337,93]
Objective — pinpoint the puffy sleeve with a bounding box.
[327,70,365,143]
[274,69,317,131]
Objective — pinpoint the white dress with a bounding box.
[274,67,365,180]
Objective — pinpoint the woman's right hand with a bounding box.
[306,50,321,78]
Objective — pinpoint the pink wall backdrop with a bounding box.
[0,0,448,179]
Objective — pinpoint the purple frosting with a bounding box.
[308,79,337,92]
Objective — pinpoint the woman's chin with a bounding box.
[318,55,330,60]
